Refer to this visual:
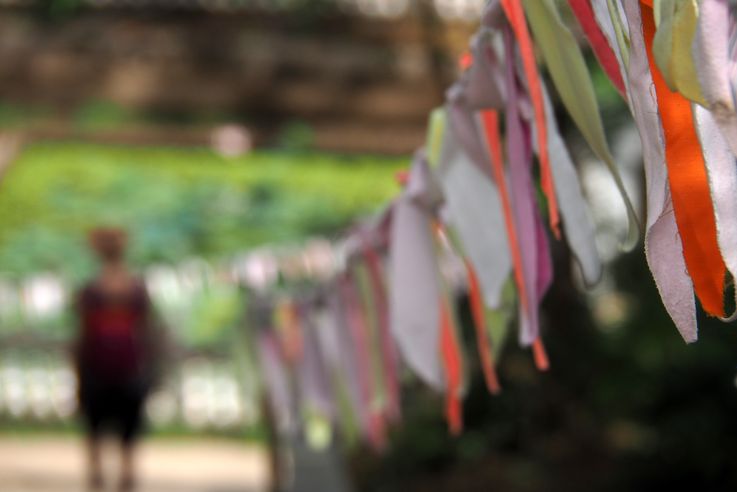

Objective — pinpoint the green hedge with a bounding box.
[0,141,405,281]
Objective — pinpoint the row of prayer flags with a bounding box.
[250,0,737,444]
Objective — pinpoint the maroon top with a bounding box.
[76,280,151,385]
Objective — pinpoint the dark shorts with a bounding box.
[78,380,148,445]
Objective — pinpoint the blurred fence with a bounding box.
[0,0,485,21]
[0,342,262,431]
[0,241,338,431]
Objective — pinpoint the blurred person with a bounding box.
[72,227,163,491]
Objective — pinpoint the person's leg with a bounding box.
[80,384,105,490]
[260,397,283,492]
[119,439,136,492]
[86,432,104,490]
[118,387,145,491]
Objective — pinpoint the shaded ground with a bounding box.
[0,435,270,492]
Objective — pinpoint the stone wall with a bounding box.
[0,8,475,153]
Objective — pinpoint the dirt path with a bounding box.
[0,435,270,492]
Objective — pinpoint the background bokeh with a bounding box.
[1,1,737,491]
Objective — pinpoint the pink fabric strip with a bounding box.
[504,26,542,346]
[567,0,627,97]
[622,0,697,341]
[296,304,335,421]
[329,285,371,441]
[257,332,297,436]
[341,274,386,450]
[363,242,402,422]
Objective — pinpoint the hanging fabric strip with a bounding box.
[522,0,640,251]
[433,221,468,434]
[532,180,554,304]
[479,109,530,314]
[446,84,496,182]
[694,106,737,321]
[485,279,516,360]
[439,296,463,435]
[389,153,446,392]
[608,0,633,68]
[295,304,335,422]
[257,331,298,436]
[527,116,554,372]
[362,242,402,421]
[504,26,543,348]
[533,82,603,287]
[651,0,706,105]
[622,0,697,341]
[465,259,502,394]
[641,0,727,318]
[532,338,550,371]
[730,9,737,111]
[353,261,388,420]
[499,0,560,237]
[693,0,737,318]
[567,0,627,97]
[439,111,513,309]
[694,0,737,158]
[275,299,304,364]
[473,109,517,362]
[330,284,371,442]
[464,30,506,110]
[592,0,628,67]
[427,108,446,168]
[313,294,359,442]
[342,273,387,450]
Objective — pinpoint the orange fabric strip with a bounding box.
[500,0,560,237]
[532,337,550,372]
[481,111,551,372]
[481,110,531,315]
[278,301,304,364]
[464,259,501,395]
[641,2,726,317]
[440,301,463,435]
[459,51,474,70]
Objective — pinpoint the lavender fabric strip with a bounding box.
[313,303,342,374]
[693,0,737,158]
[532,174,554,299]
[504,27,541,346]
[535,82,603,286]
[438,111,512,309]
[257,332,297,436]
[296,304,335,420]
[331,282,371,438]
[446,84,495,182]
[694,105,737,321]
[464,30,506,111]
[481,0,505,30]
[623,0,697,342]
[389,154,446,391]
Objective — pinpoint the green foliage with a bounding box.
[353,252,737,492]
[36,0,86,19]
[73,100,139,130]
[0,141,404,346]
[277,121,315,151]
[185,285,242,346]
[0,103,53,129]
[0,141,404,280]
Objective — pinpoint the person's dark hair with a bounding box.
[88,227,128,262]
